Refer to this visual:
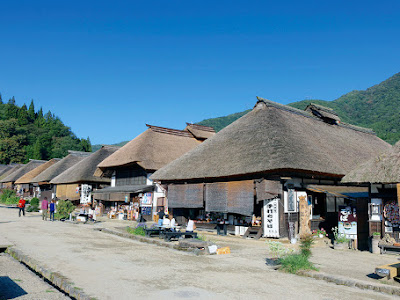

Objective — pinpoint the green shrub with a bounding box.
[30,197,39,206]
[299,235,315,258]
[332,226,349,244]
[267,241,293,259]
[279,254,318,274]
[56,200,75,220]
[0,189,18,204]
[127,223,146,236]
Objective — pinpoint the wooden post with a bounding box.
[299,195,311,238]
[397,183,400,215]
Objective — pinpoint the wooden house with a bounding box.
[93,124,215,220]
[151,97,391,245]
[0,160,46,191]
[342,140,400,242]
[50,146,119,203]
[31,151,91,201]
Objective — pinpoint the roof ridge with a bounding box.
[255,97,376,135]
[186,123,216,132]
[28,159,47,162]
[146,124,194,137]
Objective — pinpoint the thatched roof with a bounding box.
[15,159,61,184]
[50,146,119,184]
[152,97,391,181]
[342,141,400,184]
[31,151,91,184]
[97,125,201,172]
[185,123,215,140]
[0,164,15,178]
[0,160,46,183]
[305,103,341,122]
[0,164,23,181]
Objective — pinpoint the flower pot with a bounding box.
[334,241,348,250]
[371,237,381,254]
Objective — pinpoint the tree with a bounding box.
[28,99,35,122]
[18,104,29,126]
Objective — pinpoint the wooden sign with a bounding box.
[397,183,400,212]
[299,195,311,238]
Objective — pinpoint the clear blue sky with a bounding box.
[1,0,399,144]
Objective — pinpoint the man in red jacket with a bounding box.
[18,198,26,217]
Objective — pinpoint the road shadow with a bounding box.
[366,273,381,280]
[0,276,28,299]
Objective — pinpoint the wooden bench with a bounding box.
[144,228,162,237]
[379,243,400,255]
[163,232,198,242]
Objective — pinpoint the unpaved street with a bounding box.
[0,206,396,300]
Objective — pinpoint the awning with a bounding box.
[93,185,154,202]
[306,185,368,199]
[93,185,154,194]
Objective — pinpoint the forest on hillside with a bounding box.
[0,94,91,164]
[198,72,400,145]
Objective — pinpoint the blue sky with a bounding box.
[1,0,399,144]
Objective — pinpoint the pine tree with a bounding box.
[0,93,3,104]
[28,99,35,122]
[18,104,29,126]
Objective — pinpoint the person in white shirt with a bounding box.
[186,217,196,232]
[170,215,177,232]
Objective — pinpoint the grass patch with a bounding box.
[45,289,55,293]
[12,278,22,282]
[196,234,207,241]
[126,223,146,236]
[279,254,318,274]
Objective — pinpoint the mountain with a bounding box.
[198,72,400,145]
[91,140,129,152]
[0,95,91,164]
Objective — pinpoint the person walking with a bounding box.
[49,200,55,221]
[18,198,26,217]
[41,197,49,221]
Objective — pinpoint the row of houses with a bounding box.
[1,98,398,249]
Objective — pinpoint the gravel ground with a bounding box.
[0,205,398,300]
[0,253,69,300]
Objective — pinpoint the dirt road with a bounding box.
[0,206,395,300]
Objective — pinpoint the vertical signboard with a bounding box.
[80,184,92,204]
[299,195,311,237]
[263,198,279,238]
[338,206,357,239]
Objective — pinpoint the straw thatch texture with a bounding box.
[305,103,341,122]
[185,123,215,140]
[0,164,18,178]
[0,165,23,181]
[152,98,391,181]
[205,181,254,216]
[167,183,204,208]
[98,125,201,171]
[56,184,80,200]
[15,159,61,184]
[51,146,119,184]
[342,141,400,184]
[31,151,91,184]
[256,180,281,202]
[0,160,46,183]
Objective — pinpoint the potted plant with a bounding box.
[332,226,349,250]
[312,228,327,238]
[371,232,381,254]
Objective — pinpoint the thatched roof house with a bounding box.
[342,141,400,184]
[0,164,23,182]
[31,151,91,184]
[15,159,61,185]
[0,160,46,184]
[97,125,203,173]
[152,97,391,181]
[0,164,16,178]
[51,146,119,185]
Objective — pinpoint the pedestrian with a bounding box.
[157,208,165,227]
[41,197,49,221]
[18,198,26,217]
[49,200,55,221]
